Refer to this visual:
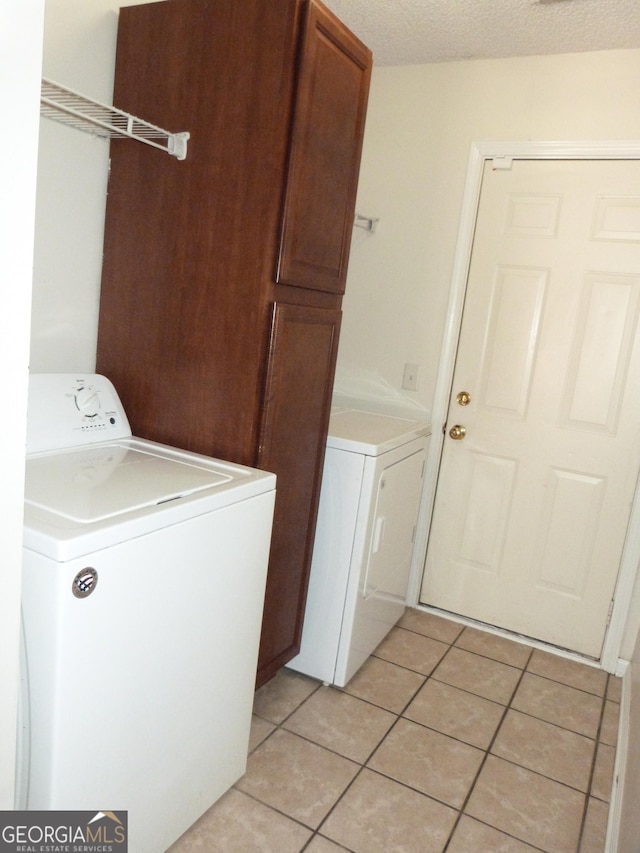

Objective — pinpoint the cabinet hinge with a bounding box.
[606,598,615,627]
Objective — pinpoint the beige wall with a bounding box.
[0,0,44,808]
[619,637,640,851]
[337,49,640,415]
[31,0,164,374]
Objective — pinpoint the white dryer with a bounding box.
[18,374,276,853]
[288,408,430,687]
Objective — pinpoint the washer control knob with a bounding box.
[75,386,100,417]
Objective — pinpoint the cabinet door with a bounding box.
[276,0,372,294]
[256,302,341,685]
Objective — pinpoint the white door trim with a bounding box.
[410,139,640,673]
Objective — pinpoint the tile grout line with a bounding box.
[349,630,554,850]
[250,677,361,851]
[247,621,617,853]
[303,631,462,850]
[308,711,406,849]
[440,643,536,852]
[308,657,438,849]
[320,630,596,849]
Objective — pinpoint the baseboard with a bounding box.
[605,660,631,852]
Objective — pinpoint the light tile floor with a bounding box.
[168,609,621,853]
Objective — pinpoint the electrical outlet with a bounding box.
[402,362,419,391]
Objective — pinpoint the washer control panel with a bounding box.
[26,374,132,454]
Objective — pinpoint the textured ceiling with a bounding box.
[322,0,640,66]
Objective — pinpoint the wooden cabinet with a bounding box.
[256,303,341,675]
[278,2,372,293]
[96,0,371,687]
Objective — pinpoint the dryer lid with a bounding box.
[326,409,431,455]
[25,443,231,523]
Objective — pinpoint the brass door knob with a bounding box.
[456,391,471,406]
[449,424,466,440]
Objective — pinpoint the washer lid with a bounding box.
[25,443,231,523]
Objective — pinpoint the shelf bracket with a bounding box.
[354,212,379,232]
[40,78,190,161]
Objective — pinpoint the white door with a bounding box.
[421,159,640,658]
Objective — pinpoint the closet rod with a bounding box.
[40,78,190,161]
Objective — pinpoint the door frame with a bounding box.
[410,139,640,674]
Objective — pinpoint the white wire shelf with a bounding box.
[40,78,190,161]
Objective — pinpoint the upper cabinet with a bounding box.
[277,1,372,294]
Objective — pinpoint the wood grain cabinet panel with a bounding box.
[277,0,372,294]
[96,0,371,687]
[256,303,341,682]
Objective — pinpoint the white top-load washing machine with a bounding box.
[288,407,431,687]
[18,374,276,853]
